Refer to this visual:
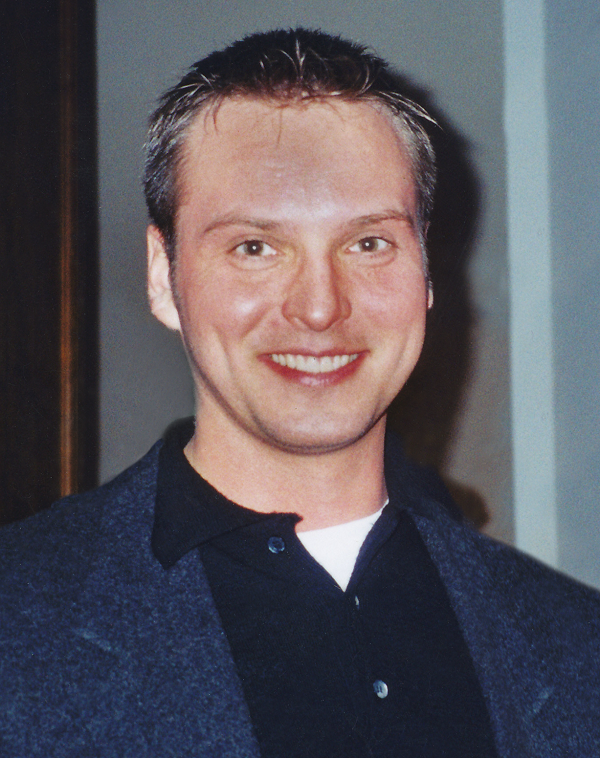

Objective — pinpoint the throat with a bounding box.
[185,410,389,527]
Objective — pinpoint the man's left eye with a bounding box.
[348,237,390,253]
[234,240,277,257]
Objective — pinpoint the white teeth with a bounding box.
[306,356,318,373]
[320,356,333,372]
[270,353,359,374]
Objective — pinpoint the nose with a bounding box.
[281,253,351,331]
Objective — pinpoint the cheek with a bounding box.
[177,263,274,343]
[357,267,428,331]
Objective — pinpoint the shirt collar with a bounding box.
[383,432,464,523]
[152,418,462,570]
[151,419,296,569]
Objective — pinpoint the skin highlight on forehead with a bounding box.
[176,95,420,241]
[169,95,428,273]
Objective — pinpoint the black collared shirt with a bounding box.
[152,420,498,758]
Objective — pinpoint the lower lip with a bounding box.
[259,353,366,387]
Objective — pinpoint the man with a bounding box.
[1,28,599,757]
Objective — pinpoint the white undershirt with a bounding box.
[297,505,386,591]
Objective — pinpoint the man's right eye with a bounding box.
[234,240,276,257]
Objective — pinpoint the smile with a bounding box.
[269,353,360,374]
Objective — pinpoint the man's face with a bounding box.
[148,96,431,454]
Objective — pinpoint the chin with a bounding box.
[251,412,384,456]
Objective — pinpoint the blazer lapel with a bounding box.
[70,448,261,757]
[412,508,560,758]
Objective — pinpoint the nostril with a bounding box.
[281,266,351,331]
[282,294,351,331]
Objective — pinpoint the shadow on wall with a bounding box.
[386,81,489,529]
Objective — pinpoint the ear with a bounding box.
[147,225,181,332]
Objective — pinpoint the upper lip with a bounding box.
[262,349,364,358]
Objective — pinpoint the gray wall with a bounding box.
[502,0,600,588]
[547,0,600,588]
[98,0,600,589]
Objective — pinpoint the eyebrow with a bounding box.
[203,214,279,235]
[346,210,415,230]
[202,209,415,236]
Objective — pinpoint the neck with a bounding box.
[184,417,388,532]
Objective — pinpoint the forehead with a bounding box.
[177,96,417,224]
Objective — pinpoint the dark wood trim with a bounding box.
[0,0,98,523]
[59,0,79,497]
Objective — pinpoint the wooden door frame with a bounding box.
[1,0,98,524]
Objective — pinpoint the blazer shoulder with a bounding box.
[0,441,162,598]
[420,508,600,645]
[470,523,599,595]
[477,528,600,625]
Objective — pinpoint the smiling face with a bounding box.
[148,96,431,455]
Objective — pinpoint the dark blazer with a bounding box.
[1,440,599,757]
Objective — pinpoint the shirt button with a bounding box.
[373,680,389,699]
[268,536,286,554]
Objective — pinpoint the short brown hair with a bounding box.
[143,28,437,260]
